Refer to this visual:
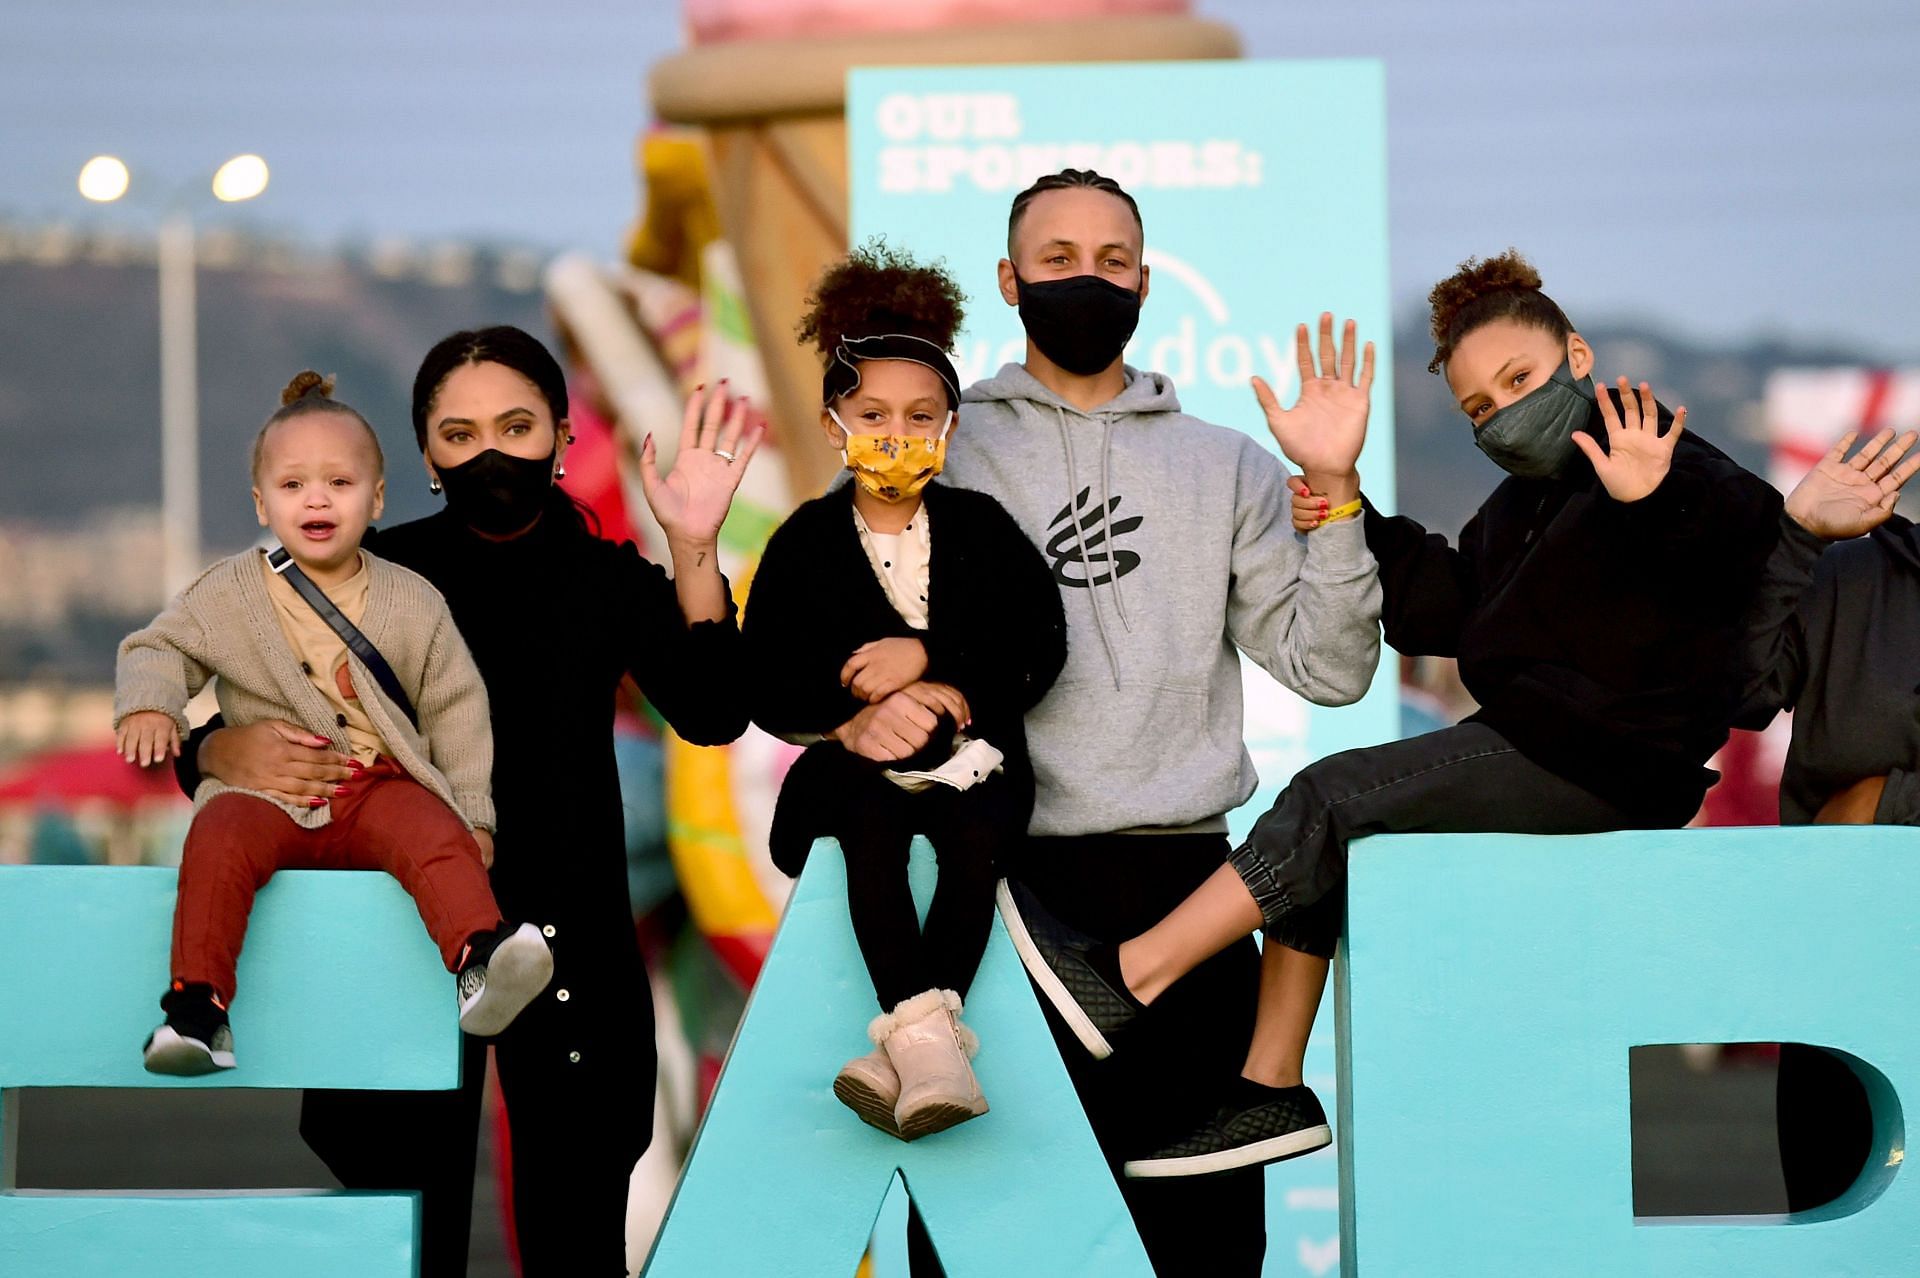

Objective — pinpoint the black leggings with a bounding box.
[830,764,1027,1011]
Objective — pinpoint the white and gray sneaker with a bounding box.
[457,922,554,1037]
[142,1022,237,1075]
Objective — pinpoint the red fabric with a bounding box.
[169,760,502,1003]
[0,744,183,808]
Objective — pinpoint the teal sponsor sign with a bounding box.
[851,59,1396,1277]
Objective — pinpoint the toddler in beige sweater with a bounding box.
[115,372,551,1074]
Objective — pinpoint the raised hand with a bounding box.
[116,711,180,768]
[641,381,766,547]
[1253,313,1374,503]
[1784,428,1920,540]
[1574,377,1685,503]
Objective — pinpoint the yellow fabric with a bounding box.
[844,433,946,503]
[260,553,387,765]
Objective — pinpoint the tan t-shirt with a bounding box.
[852,505,931,630]
[260,552,387,764]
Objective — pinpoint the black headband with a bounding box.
[822,333,962,411]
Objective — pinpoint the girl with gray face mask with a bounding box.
[998,249,1784,1180]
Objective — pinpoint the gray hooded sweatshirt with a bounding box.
[944,362,1382,837]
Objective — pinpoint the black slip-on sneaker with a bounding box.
[1123,1085,1332,1178]
[994,878,1138,1059]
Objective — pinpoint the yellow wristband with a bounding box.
[1316,498,1363,527]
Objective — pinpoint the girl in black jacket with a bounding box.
[997,250,1782,1181]
[744,244,1065,1141]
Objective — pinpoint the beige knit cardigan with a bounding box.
[114,548,495,832]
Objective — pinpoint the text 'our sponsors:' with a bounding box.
[874,93,1263,193]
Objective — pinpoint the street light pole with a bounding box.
[78,153,266,598]
[157,211,199,596]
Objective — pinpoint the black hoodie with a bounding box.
[1736,512,1920,825]
[1363,393,1782,824]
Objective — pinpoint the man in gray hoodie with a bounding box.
[893,168,1383,1276]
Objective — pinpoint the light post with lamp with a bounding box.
[78,153,269,594]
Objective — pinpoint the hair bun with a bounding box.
[280,370,336,406]
[1426,249,1574,374]
[1427,250,1541,347]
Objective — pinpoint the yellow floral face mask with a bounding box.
[830,409,952,502]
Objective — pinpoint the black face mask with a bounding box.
[1015,272,1143,376]
[436,446,556,535]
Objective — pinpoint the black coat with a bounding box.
[1737,513,1920,825]
[1363,394,1782,824]
[744,481,1068,874]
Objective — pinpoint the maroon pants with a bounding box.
[171,759,502,1005]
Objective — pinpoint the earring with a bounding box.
[566,433,576,444]
[429,478,442,495]
[555,465,567,479]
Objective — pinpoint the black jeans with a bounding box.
[1007,831,1268,1278]
[831,761,1026,1011]
[1230,722,1637,957]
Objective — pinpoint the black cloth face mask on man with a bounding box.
[1015,272,1144,377]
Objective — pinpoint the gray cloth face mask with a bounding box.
[1472,360,1596,480]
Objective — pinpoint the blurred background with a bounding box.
[3,1,1917,1274]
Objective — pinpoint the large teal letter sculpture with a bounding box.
[0,866,461,1278]
[1338,827,1919,1277]
[643,839,1153,1276]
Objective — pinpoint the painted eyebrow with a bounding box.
[1457,357,1526,410]
[434,407,535,428]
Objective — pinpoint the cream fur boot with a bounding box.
[833,1044,902,1136]
[873,989,988,1141]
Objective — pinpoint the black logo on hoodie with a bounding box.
[1047,487,1143,587]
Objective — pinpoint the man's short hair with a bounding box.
[1007,169,1144,255]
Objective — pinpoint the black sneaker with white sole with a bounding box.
[457,922,555,1037]
[995,878,1140,1059]
[1123,1084,1332,1178]
[142,982,237,1075]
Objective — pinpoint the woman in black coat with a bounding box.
[180,328,762,1275]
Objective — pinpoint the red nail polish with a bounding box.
[346,759,364,771]
[308,797,326,808]
[315,736,331,746]
[334,785,350,797]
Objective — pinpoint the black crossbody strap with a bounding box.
[266,547,420,730]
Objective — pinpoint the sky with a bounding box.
[4,0,1918,354]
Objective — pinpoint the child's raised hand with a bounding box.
[840,637,929,704]
[116,711,180,768]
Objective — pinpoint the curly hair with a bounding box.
[1426,249,1572,375]
[797,239,966,356]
